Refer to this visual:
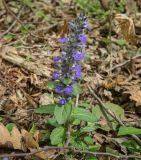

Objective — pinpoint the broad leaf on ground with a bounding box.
[71,107,97,122]
[92,102,124,120]
[118,126,141,136]
[54,103,72,124]
[35,104,55,114]
[50,126,65,145]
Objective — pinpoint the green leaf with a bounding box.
[62,78,72,85]
[84,136,94,145]
[47,81,57,89]
[22,0,32,7]
[72,119,81,125]
[50,127,65,145]
[4,33,16,41]
[80,125,98,133]
[79,102,91,108]
[86,157,98,160]
[42,130,50,141]
[72,83,82,96]
[30,123,37,135]
[116,39,126,47]
[88,144,101,152]
[71,108,97,122]
[6,123,16,132]
[121,140,140,152]
[118,127,141,136]
[71,136,87,149]
[48,118,60,127]
[106,147,119,155]
[54,103,72,124]
[36,10,45,18]
[0,117,3,121]
[35,104,55,114]
[92,102,124,120]
[20,25,30,34]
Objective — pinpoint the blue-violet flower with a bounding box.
[52,14,88,105]
[64,85,73,95]
[59,98,66,105]
[58,37,68,43]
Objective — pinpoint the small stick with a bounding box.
[0,146,141,159]
[0,6,24,38]
[2,0,23,25]
[109,54,141,72]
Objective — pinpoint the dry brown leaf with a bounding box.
[124,85,141,104]
[21,129,39,149]
[98,118,107,127]
[0,123,11,145]
[0,123,43,156]
[115,14,137,44]
[93,133,105,144]
[39,93,54,105]
[0,84,6,97]
[10,127,23,150]
[129,87,141,103]
[58,19,69,37]
[0,124,24,150]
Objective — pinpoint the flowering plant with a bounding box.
[36,14,100,148]
[52,14,89,106]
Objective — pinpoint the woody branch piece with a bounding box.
[0,146,141,159]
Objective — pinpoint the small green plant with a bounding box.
[20,24,30,34]
[35,9,49,21]
[74,0,108,20]
[21,0,33,7]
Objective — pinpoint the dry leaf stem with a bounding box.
[0,6,24,38]
[0,146,141,159]
[109,54,141,72]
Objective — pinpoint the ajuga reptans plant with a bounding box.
[52,14,89,106]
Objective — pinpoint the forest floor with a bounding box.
[0,0,141,160]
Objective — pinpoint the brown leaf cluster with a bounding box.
[124,85,141,104]
[115,14,137,44]
[0,123,54,159]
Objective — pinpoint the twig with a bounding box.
[88,85,141,146]
[0,6,24,38]
[109,54,141,72]
[2,0,23,25]
[0,146,141,159]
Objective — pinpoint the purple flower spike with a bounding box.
[79,34,87,45]
[59,98,66,105]
[74,64,82,79]
[72,51,84,61]
[58,37,68,43]
[55,85,64,93]
[53,56,61,62]
[52,14,89,103]
[64,85,73,95]
[52,72,61,80]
